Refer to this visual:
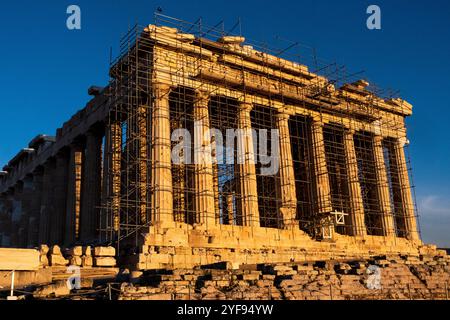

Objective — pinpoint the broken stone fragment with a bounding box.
[176,33,195,43]
[49,254,69,266]
[49,245,62,255]
[83,246,92,256]
[160,26,178,33]
[67,246,83,257]
[94,256,116,267]
[218,36,245,44]
[94,246,116,257]
[79,278,94,289]
[33,280,70,298]
[39,254,49,267]
[354,79,369,88]
[81,255,93,267]
[335,263,352,274]
[39,244,49,255]
[69,256,82,266]
[145,24,177,34]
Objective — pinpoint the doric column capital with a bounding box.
[153,82,172,98]
[311,116,324,126]
[396,136,409,148]
[373,134,384,143]
[372,119,382,136]
[195,88,210,99]
[239,101,253,112]
[194,88,210,106]
[275,112,290,121]
[345,128,356,135]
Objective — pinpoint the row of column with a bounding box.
[150,85,272,230]
[1,84,417,246]
[0,83,419,245]
[316,123,419,240]
[0,129,104,248]
[308,122,419,240]
[149,83,418,241]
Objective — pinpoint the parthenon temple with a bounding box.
[0,17,425,270]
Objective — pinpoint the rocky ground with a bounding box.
[2,251,449,300]
[119,252,450,300]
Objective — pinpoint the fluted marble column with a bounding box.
[373,135,395,237]
[237,101,260,227]
[225,193,235,224]
[19,176,34,247]
[193,89,216,228]
[28,170,43,247]
[5,192,14,247]
[0,193,8,246]
[48,151,69,245]
[151,82,174,228]
[80,130,103,242]
[212,164,220,224]
[343,130,367,236]
[39,160,56,244]
[10,185,22,247]
[103,122,122,232]
[275,112,297,229]
[393,138,420,241]
[137,105,149,224]
[311,119,332,214]
[65,144,83,245]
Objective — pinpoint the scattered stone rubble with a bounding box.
[33,279,88,298]
[16,245,450,300]
[118,253,450,300]
[93,246,116,267]
[38,245,116,268]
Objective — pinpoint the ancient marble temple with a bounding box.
[0,21,422,270]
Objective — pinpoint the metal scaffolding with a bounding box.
[99,12,420,250]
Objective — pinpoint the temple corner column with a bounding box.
[394,137,420,242]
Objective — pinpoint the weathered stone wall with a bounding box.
[126,223,426,270]
[36,245,117,268]
[0,248,40,271]
[119,251,450,300]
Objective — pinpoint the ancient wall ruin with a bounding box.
[0,16,426,272]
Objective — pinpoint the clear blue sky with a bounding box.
[0,1,449,246]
